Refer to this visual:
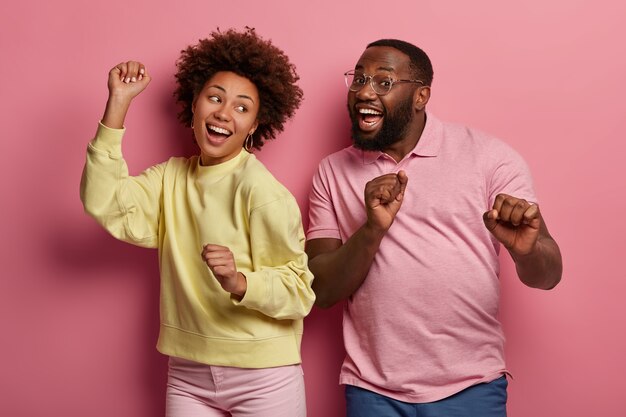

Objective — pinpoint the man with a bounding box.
[306,39,562,417]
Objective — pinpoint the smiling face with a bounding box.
[192,71,259,166]
[349,91,415,153]
[348,46,429,160]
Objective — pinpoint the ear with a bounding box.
[413,86,431,111]
[249,120,259,136]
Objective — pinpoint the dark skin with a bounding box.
[307,46,562,308]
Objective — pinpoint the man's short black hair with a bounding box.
[367,39,434,86]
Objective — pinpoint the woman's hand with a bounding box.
[101,61,151,129]
[202,244,247,298]
[107,61,151,101]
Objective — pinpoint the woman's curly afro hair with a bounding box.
[173,28,303,150]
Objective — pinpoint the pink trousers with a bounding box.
[165,356,306,417]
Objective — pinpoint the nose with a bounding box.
[213,105,231,122]
[355,79,377,101]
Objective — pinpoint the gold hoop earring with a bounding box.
[244,134,253,152]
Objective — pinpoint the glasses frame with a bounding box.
[344,70,424,96]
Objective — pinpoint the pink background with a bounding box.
[1,0,625,415]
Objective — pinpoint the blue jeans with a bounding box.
[345,376,508,417]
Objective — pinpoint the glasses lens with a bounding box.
[371,74,393,95]
[346,72,366,91]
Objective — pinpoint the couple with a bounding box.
[80,28,562,417]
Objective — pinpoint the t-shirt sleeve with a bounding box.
[306,159,342,241]
[486,140,537,207]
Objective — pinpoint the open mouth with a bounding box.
[358,108,383,132]
[205,124,232,144]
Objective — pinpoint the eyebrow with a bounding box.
[208,85,256,104]
[355,64,395,73]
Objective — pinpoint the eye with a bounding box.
[235,105,248,113]
[208,95,221,103]
[352,74,366,86]
[375,76,393,88]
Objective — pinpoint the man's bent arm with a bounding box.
[306,223,386,308]
[308,171,408,308]
[511,220,562,290]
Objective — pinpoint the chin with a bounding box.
[352,135,383,152]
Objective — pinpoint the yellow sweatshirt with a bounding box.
[80,123,315,368]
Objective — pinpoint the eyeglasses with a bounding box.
[344,70,423,96]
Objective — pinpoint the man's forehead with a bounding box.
[355,46,410,73]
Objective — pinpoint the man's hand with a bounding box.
[201,244,247,297]
[364,170,408,232]
[483,193,540,256]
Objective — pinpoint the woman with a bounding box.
[80,28,314,417]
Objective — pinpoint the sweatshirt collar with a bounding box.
[196,149,250,177]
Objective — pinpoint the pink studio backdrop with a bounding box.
[1,1,624,416]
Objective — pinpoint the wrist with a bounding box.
[509,243,542,265]
[511,235,543,258]
[102,96,131,129]
[106,92,132,108]
[364,219,390,238]
[360,222,388,251]
[231,272,247,299]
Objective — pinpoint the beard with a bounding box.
[350,95,414,152]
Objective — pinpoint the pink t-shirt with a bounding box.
[307,113,536,403]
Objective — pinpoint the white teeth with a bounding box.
[359,108,382,115]
[208,125,231,135]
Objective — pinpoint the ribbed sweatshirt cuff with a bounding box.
[89,121,125,157]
